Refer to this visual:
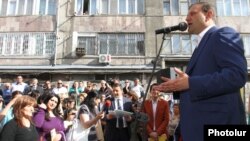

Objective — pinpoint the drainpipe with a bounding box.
[53,0,60,66]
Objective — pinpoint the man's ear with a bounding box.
[205,9,214,21]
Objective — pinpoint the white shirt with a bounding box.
[12,82,27,93]
[197,24,215,47]
[152,100,158,131]
[131,85,144,98]
[52,87,68,95]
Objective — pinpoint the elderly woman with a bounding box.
[0,96,38,141]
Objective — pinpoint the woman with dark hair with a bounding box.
[78,91,104,141]
[0,95,38,141]
[33,93,66,141]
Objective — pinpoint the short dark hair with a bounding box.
[189,2,216,20]
[112,83,122,89]
[150,83,159,92]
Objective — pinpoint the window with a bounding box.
[0,32,56,56]
[118,0,137,14]
[216,0,250,16]
[76,33,144,56]
[98,33,145,56]
[75,0,96,15]
[118,0,144,14]
[163,0,197,16]
[39,0,56,15]
[242,34,250,57]
[161,34,198,55]
[0,0,56,16]
[77,36,97,55]
[75,0,144,15]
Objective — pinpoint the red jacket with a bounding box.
[142,99,169,136]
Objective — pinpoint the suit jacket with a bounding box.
[180,26,247,141]
[104,97,133,141]
[23,85,44,95]
[142,99,169,137]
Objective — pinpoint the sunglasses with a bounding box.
[69,113,76,115]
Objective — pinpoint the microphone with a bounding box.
[102,100,111,114]
[155,22,188,34]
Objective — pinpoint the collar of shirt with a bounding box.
[151,99,158,104]
[115,97,123,101]
[197,24,215,47]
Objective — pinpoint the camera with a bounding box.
[107,78,114,87]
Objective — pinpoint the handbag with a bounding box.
[65,105,90,141]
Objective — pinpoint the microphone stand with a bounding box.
[136,32,168,141]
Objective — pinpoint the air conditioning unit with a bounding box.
[75,47,86,56]
[99,54,111,63]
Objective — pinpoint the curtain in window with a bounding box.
[99,35,108,54]
[163,1,170,15]
[137,0,144,14]
[119,0,126,14]
[90,0,97,15]
[76,0,83,15]
[48,0,56,15]
[241,0,249,16]
[8,0,17,15]
[0,0,8,15]
[101,0,109,14]
[118,34,126,55]
[18,0,25,15]
[171,0,179,15]
[180,1,188,15]
[128,0,135,14]
[216,0,224,16]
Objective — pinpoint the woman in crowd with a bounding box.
[0,91,22,131]
[33,93,66,141]
[69,81,83,96]
[168,103,181,141]
[63,108,76,132]
[78,91,105,141]
[0,95,38,141]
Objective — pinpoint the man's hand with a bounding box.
[154,67,189,92]
[149,131,158,141]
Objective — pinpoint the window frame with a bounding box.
[161,34,198,55]
[1,0,56,16]
[163,0,197,16]
[216,0,250,16]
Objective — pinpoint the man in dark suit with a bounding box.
[154,2,247,141]
[104,83,133,141]
[23,78,44,95]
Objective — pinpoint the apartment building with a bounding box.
[0,0,250,95]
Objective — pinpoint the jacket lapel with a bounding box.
[186,27,217,74]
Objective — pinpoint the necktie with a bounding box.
[117,99,122,110]
[117,99,123,128]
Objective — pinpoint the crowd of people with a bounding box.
[0,75,179,141]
